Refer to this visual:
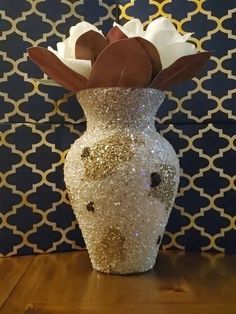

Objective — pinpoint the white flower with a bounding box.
[47,21,103,79]
[48,45,91,79]
[114,17,196,69]
[28,17,210,92]
[113,19,144,37]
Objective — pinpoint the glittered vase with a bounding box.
[64,88,179,274]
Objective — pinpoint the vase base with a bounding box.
[92,261,156,275]
[89,244,159,275]
[93,267,154,275]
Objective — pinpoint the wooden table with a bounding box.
[0,250,235,313]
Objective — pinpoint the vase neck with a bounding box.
[77,88,165,133]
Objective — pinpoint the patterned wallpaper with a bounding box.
[0,0,235,256]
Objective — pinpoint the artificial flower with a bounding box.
[28,17,211,92]
[113,17,196,68]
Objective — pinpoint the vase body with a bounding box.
[64,88,179,274]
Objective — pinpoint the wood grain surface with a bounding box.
[0,255,33,309]
[0,250,236,314]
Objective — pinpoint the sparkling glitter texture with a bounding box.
[64,87,180,274]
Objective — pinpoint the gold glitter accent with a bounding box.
[95,227,125,272]
[148,164,177,210]
[133,137,145,145]
[82,133,144,181]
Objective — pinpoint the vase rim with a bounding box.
[78,86,165,95]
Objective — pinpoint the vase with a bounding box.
[64,87,179,274]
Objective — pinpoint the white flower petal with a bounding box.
[68,21,103,55]
[47,47,91,78]
[123,19,144,36]
[37,78,61,86]
[145,17,176,38]
[57,38,73,59]
[144,30,184,50]
[182,32,194,41]
[159,42,197,69]
[113,22,131,37]
[48,46,57,54]
[60,57,91,78]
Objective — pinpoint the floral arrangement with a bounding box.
[28,17,211,92]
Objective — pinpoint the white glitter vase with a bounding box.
[64,88,179,274]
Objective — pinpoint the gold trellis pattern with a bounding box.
[0,0,235,256]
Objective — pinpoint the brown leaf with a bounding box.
[87,38,152,88]
[106,26,128,43]
[75,30,108,64]
[28,47,87,92]
[150,51,211,90]
[135,37,162,78]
